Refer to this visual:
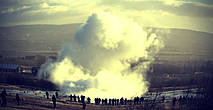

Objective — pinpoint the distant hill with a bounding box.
[163,28,213,55]
[0,24,213,57]
[0,24,81,56]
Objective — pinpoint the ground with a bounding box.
[0,95,177,110]
[0,84,189,110]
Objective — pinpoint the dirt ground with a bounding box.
[0,84,193,110]
[0,93,182,110]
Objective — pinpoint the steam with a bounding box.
[38,12,165,99]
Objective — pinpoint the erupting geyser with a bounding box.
[38,12,165,99]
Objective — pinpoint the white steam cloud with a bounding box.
[38,12,165,99]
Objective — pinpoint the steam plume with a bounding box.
[38,12,165,99]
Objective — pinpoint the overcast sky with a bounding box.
[0,0,213,33]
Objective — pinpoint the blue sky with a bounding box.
[0,0,213,33]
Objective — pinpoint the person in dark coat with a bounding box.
[46,91,49,99]
[87,97,91,104]
[172,97,176,107]
[16,94,20,105]
[69,94,73,102]
[55,92,58,98]
[73,95,76,102]
[52,95,56,108]
[120,97,124,105]
[124,98,127,105]
[162,96,165,103]
[81,95,85,103]
[1,89,7,107]
[82,102,86,109]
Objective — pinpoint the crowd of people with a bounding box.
[68,94,147,106]
[46,91,58,108]
[0,89,20,107]
[172,95,208,109]
[0,89,208,109]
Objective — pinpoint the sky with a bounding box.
[0,0,213,33]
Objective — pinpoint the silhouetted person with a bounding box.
[55,92,58,98]
[178,96,182,104]
[1,89,7,107]
[162,96,165,103]
[77,96,80,102]
[94,98,97,104]
[102,99,104,105]
[16,94,20,105]
[105,98,107,105]
[136,96,139,104]
[120,97,124,105]
[109,99,112,105]
[46,91,49,99]
[134,97,136,104]
[134,97,140,104]
[69,94,73,102]
[183,96,186,104]
[172,97,176,107]
[73,95,76,102]
[112,99,115,105]
[52,95,56,108]
[95,98,101,105]
[81,95,85,103]
[98,98,101,104]
[140,97,144,104]
[116,99,119,105]
[87,97,91,104]
[82,102,86,109]
[124,98,127,105]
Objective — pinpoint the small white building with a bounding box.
[0,64,19,73]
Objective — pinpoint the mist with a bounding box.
[38,12,165,99]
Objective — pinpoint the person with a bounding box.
[120,97,124,105]
[109,99,112,105]
[162,96,165,103]
[178,96,183,109]
[172,97,176,107]
[16,93,20,105]
[102,99,104,105]
[52,95,56,108]
[81,95,85,103]
[77,96,80,102]
[87,97,91,104]
[116,99,119,105]
[105,98,107,105]
[136,96,139,104]
[124,98,127,105]
[73,95,76,102]
[134,97,136,105]
[55,92,58,98]
[140,97,144,104]
[178,96,182,104]
[1,89,7,107]
[46,91,49,99]
[94,98,97,104]
[69,94,73,102]
[82,102,86,109]
[112,99,115,105]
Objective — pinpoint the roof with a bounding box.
[0,64,19,69]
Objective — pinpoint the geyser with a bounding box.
[38,12,164,99]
